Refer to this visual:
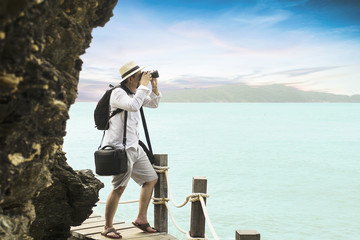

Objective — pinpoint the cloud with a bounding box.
[77,78,118,102]
[232,10,291,27]
[257,0,309,9]
[76,0,360,100]
[258,66,341,78]
[170,75,240,88]
[330,25,360,35]
[240,65,360,95]
[77,63,359,102]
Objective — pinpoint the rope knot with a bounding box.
[152,197,169,205]
[152,164,169,173]
[189,193,210,203]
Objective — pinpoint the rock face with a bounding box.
[30,152,104,240]
[0,0,117,239]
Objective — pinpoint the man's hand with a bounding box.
[151,78,159,96]
[140,72,152,86]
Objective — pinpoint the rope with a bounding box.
[153,164,169,173]
[154,164,218,240]
[199,195,219,240]
[97,199,139,205]
[163,202,209,240]
[164,201,188,234]
[189,193,210,202]
[95,164,166,206]
[152,197,169,205]
[96,164,219,240]
[165,171,210,208]
[167,206,209,240]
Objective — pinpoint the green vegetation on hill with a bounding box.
[161,84,360,102]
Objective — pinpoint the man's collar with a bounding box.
[121,84,135,95]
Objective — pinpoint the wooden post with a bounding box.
[154,154,168,233]
[236,230,260,240]
[190,176,207,238]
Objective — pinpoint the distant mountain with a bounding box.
[161,84,360,102]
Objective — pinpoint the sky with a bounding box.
[78,0,360,101]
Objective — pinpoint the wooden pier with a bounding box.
[70,154,261,240]
[70,214,177,240]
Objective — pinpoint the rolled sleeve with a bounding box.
[143,91,161,108]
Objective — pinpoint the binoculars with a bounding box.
[141,70,159,79]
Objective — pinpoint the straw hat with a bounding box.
[119,61,145,81]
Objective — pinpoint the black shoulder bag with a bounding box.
[94,111,128,176]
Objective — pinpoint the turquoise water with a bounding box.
[64,103,360,240]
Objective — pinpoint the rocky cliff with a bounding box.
[0,0,117,239]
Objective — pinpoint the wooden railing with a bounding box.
[153,154,261,240]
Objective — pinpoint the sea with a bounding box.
[63,102,360,240]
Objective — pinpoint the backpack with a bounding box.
[94,84,128,130]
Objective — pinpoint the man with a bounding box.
[101,61,160,239]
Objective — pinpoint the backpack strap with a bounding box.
[108,108,123,121]
[98,84,130,150]
[98,84,153,157]
[98,111,128,150]
[104,84,133,129]
[120,84,134,95]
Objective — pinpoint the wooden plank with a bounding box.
[71,205,178,239]
[87,227,142,240]
[144,234,178,240]
[72,219,178,240]
[82,217,103,224]
[75,222,133,235]
[71,221,124,231]
[236,230,260,240]
[71,223,133,239]
[122,232,178,240]
[88,227,175,240]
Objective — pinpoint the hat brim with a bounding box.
[121,66,146,82]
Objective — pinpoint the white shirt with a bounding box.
[103,85,161,149]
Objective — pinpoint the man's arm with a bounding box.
[151,78,159,96]
[143,77,161,108]
[110,87,150,112]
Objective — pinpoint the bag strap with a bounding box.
[122,111,128,148]
[98,84,130,150]
[140,107,153,157]
[98,84,151,154]
[98,111,128,150]
[105,84,132,127]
